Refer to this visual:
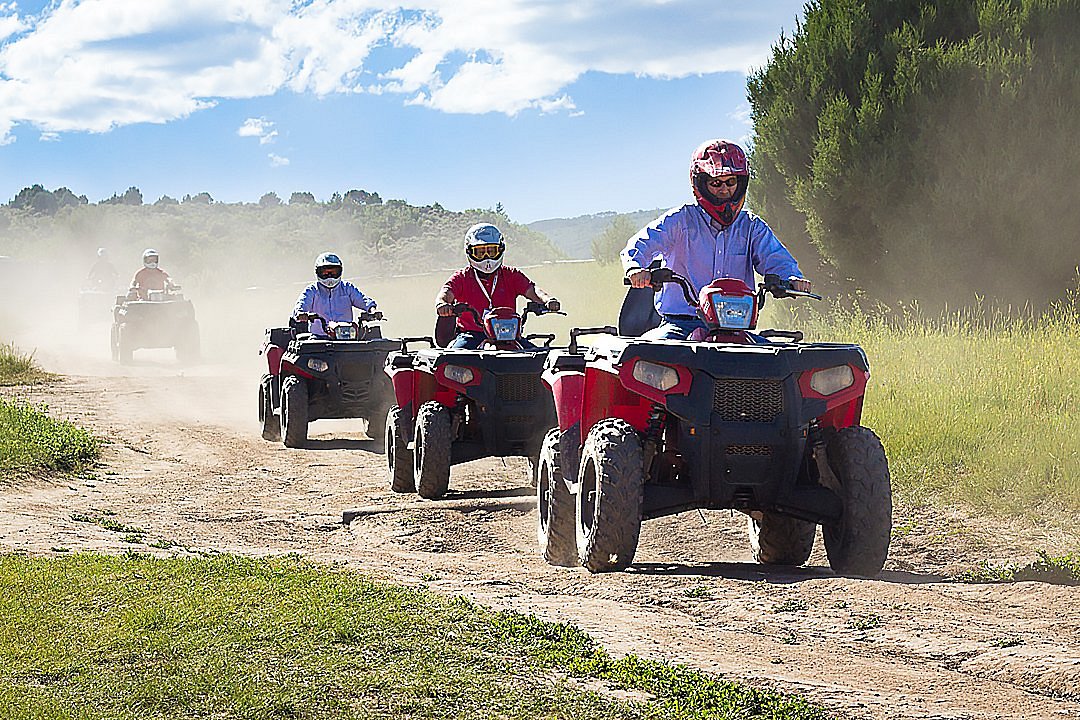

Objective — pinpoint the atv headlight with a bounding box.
[333,324,357,340]
[489,317,520,342]
[443,364,475,385]
[809,365,854,395]
[306,358,329,372]
[711,295,754,330]
[632,360,680,392]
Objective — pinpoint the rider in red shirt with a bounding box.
[436,223,560,349]
[128,248,173,300]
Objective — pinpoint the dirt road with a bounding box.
[2,350,1079,720]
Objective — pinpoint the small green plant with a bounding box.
[772,598,807,613]
[683,585,711,599]
[847,613,883,631]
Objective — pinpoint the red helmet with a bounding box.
[691,139,749,227]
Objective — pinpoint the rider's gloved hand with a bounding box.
[788,277,812,294]
[295,312,311,322]
[436,302,454,317]
[627,268,652,288]
[545,298,561,312]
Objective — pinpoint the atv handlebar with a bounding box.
[760,274,822,301]
[623,261,697,307]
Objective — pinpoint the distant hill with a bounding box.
[526,208,668,259]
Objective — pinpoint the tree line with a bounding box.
[0,186,562,290]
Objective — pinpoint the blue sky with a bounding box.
[0,1,806,223]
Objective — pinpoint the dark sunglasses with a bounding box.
[317,266,342,279]
[707,177,739,188]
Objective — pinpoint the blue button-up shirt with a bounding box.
[292,280,376,336]
[621,203,803,316]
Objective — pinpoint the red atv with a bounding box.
[259,310,396,448]
[537,264,892,576]
[384,302,563,499]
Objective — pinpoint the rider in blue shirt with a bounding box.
[621,139,811,340]
[292,252,377,336]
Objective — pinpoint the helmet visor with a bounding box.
[316,265,343,280]
[467,243,504,261]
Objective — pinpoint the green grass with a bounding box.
[956,550,1080,585]
[783,298,1080,517]
[0,341,98,479]
[0,400,99,478]
[0,341,53,386]
[0,553,829,720]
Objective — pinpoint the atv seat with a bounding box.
[434,315,457,348]
[617,287,662,337]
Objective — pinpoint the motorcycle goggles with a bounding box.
[466,243,504,261]
[316,265,343,280]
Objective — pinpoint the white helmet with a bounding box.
[314,252,343,289]
[464,223,505,274]
[142,248,159,269]
[97,247,107,257]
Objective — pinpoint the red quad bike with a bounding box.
[537,264,892,576]
[384,302,564,500]
[259,311,396,448]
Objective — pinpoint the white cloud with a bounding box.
[0,1,804,141]
[268,153,289,167]
[238,116,277,144]
[39,131,59,141]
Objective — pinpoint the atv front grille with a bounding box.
[497,373,541,402]
[713,379,783,423]
[726,444,772,456]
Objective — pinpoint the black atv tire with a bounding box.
[280,375,309,448]
[386,405,415,493]
[260,378,281,442]
[748,512,816,566]
[576,418,644,573]
[413,401,452,499]
[822,426,892,577]
[537,428,578,567]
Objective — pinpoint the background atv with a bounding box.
[537,264,892,577]
[384,302,562,500]
[259,310,396,449]
[110,287,200,364]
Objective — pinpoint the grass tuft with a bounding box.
[0,342,53,386]
[0,399,99,478]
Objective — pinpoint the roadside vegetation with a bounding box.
[0,341,52,386]
[0,553,829,720]
[0,341,98,479]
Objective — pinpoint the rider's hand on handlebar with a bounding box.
[627,269,652,288]
[545,298,561,312]
[436,302,454,317]
[295,312,311,322]
[788,276,812,294]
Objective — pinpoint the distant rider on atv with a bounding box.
[622,139,812,340]
[292,252,378,337]
[87,247,118,290]
[128,248,174,300]
[435,223,560,349]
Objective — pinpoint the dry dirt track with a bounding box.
[2,352,1080,720]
